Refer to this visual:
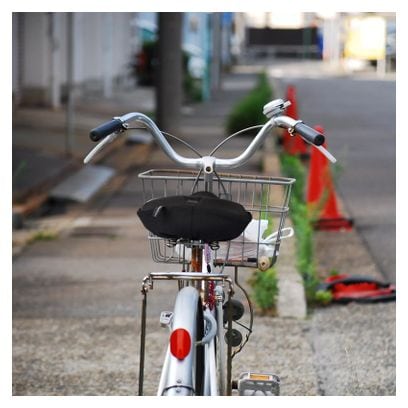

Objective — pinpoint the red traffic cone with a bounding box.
[306,125,353,231]
[282,85,309,157]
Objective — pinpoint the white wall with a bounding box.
[13,12,138,107]
[22,13,49,88]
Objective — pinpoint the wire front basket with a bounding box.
[138,169,295,269]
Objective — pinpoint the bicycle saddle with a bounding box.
[137,191,252,242]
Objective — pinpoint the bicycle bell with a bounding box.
[263,99,291,119]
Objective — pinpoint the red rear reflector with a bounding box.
[170,328,191,360]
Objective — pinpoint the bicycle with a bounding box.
[84,98,336,396]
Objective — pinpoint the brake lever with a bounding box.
[314,144,337,163]
[83,133,118,164]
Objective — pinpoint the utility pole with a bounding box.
[156,13,183,135]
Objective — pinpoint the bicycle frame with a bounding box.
[158,286,200,396]
[139,272,234,396]
[136,126,293,395]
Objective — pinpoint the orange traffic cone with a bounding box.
[282,85,309,157]
[306,125,353,231]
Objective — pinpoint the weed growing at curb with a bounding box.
[226,71,279,313]
[314,289,333,305]
[279,153,321,304]
[248,267,279,315]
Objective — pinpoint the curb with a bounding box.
[262,136,307,319]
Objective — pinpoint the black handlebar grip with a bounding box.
[89,119,124,142]
[293,122,325,146]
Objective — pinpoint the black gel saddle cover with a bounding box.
[137,191,252,242]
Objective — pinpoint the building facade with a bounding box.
[12,12,138,109]
[12,12,237,109]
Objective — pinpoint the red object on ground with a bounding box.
[306,125,353,231]
[282,85,309,156]
[321,274,396,303]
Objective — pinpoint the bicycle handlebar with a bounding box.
[85,100,336,167]
[89,119,124,142]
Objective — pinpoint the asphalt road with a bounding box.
[278,76,396,284]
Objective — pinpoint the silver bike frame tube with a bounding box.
[203,338,218,396]
[208,338,218,395]
[157,346,171,395]
[161,286,200,396]
[204,345,210,395]
[215,286,226,395]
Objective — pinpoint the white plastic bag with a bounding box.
[173,219,294,263]
[217,219,294,261]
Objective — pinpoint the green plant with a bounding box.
[225,72,272,135]
[279,153,305,202]
[248,267,279,313]
[314,289,333,305]
[279,153,320,303]
[291,203,319,299]
[329,268,341,277]
[28,230,58,244]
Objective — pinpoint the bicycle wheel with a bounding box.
[159,286,205,396]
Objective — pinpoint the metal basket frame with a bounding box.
[138,169,295,269]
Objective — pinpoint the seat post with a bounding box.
[191,246,203,272]
[204,170,214,193]
[191,245,205,299]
